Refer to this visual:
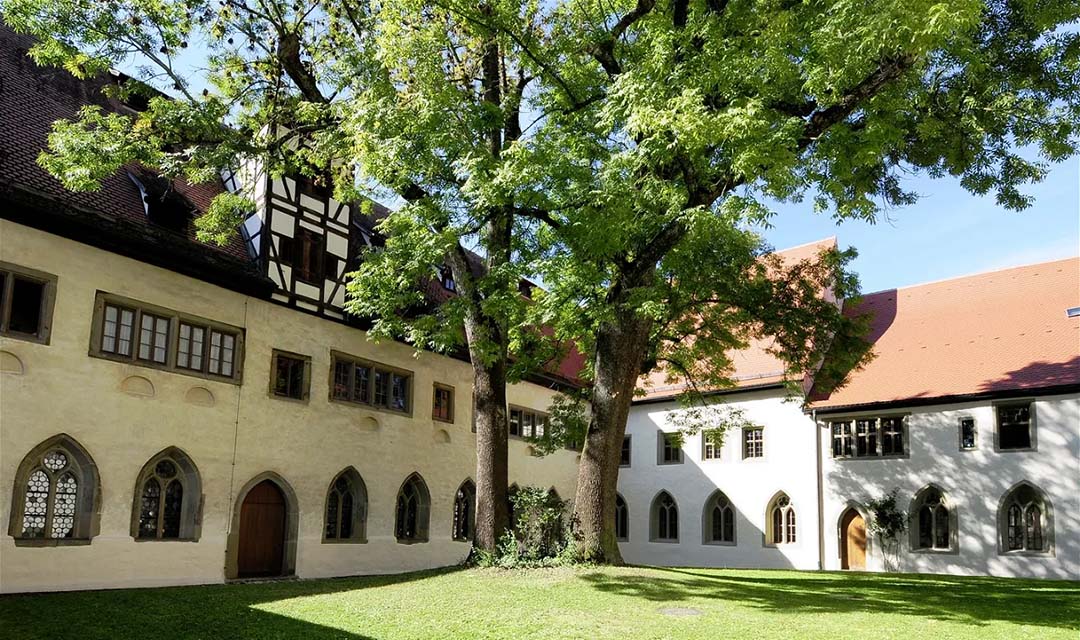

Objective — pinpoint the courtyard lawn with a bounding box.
[1,566,1076,640]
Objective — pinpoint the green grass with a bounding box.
[1,566,1077,639]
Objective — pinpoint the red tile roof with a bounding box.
[810,257,1080,410]
[636,237,838,401]
[0,25,250,261]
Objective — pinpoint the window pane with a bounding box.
[178,323,206,371]
[620,436,631,466]
[21,469,50,538]
[391,374,409,411]
[374,370,387,406]
[960,418,976,449]
[208,331,222,374]
[333,361,351,400]
[509,409,522,436]
[102,304,118,353]
[354,365,370,403]
[219,334,235,377]
[523,413,535,438]
[998,405,1032,449]
[138,478,162,538]
[51,472,78,538]
[138,313,169,363]
[8,277,44,335]
[275,355,305,399]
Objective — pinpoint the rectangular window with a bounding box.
[92,293,242,381]
[855,419,878,457]
[177,323,205,371]
[997,404,1033,450]
[743,428,764,459]
[831,417,906,458]
[831,421,853,458]
[702,429,722,460]
[0,263,57,344]
[137,312,170,363]
[509,409,522,436]
[959,417,977,450]
[620,435,632,467]
[659,433,683,465]
[508,406,549,440]
[433,385,454,422]
[329,352,412,414]
[272,351,309,400]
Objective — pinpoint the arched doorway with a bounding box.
[238,480,286,577]
[840,508,867,570]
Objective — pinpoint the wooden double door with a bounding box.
[238,480,286,577]
[840,509,867,571]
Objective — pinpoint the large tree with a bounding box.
[7,0,1079,563]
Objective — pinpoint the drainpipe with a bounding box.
[814,408,825,570]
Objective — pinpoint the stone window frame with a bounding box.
[656,432,684,466]
[649,490,680,543]
[702,489,737,546]
[993,400,1038,453]
[828,414,910,460]
[432,383,455,423]
[394,472,431,544]
[129,447,203,542]
[958,416,978,451]
[270,349,312,402]
[908,484,959,555]
[328,350,413,416]
[322,467,368,544]
[996,480,1054,556]
[89,291,245,384]
[0,261,58,345]
[8,434,101,547]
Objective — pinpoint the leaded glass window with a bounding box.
[653,492,678,541]
[707,492,735,543]
[913,487,951,551]
[324,472,362,541]
[453,481,475,541]
[615,494,629,541]
[137,457,185,539]
[1002,484,1049,552]
[395,474,430,542]
[18,449,80,539]
[770,494,796,544]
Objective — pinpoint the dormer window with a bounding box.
[439,267,456,292]
[279,229,325,285]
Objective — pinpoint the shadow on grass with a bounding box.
[578,566,1080,631]
[0,566,466,640]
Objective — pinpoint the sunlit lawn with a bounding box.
[1,566,1077,639]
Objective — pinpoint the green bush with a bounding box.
[474,486,576,568]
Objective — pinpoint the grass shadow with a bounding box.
[577,566,1080,631]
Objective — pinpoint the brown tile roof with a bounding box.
[636,237,838,401]
[810,257,1080,411]
[0,24,250,261]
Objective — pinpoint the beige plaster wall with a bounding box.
[0,221,580,593]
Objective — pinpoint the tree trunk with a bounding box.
[470,350,510,553]
[572,298,653,562]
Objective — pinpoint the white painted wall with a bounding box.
[618,389,822,570]
[818,395,1080,580]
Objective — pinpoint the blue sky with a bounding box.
[755,160,1079,294]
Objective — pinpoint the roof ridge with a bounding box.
[771,236,838,253]
[858,255,1079,298]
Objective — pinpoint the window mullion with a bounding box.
[0,272,13,331]
[43,472,57,538]
[157,483,166,539]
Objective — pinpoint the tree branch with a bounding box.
[589,0,656,76]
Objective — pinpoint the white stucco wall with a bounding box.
[818,395,1080,580]
[0,221,579,593]
[618,389,822,570]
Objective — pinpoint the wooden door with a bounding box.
[238,480,286,577]
[841,509,867,570]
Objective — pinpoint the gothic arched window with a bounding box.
[704,490,736,544]
[324,468,367,542]
[9,435,99,544]
[909,485,955,551]
[453,480,476,541]
[133,448,201,540]
[999,482,1052,553]
[395,473,431,543]
[768,493,796,545]
[614,494,629,542]
[651,491,679,542]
